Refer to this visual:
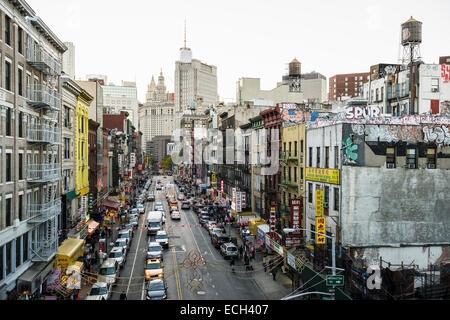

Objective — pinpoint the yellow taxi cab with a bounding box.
[145,258,164,281]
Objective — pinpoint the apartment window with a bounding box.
[288,167,291,181]
[386,147,396,168]
[324,186,330,215]
[427,148,436,169]
[18,27,23,54]
[431,78,439,93]
[6,198,12,227]
[19,194,23,221]
[5,16,11,46]
[301,140,304,153]
[317,147,321,167]
[18,112,23,138]
[283,166,286,181]
[294,167,297,183]
[16,238,21,268]
[334,188,340,211]
[33,78,38,100]
[19,153,23,180]
[294,141,298,157]
[64,169,70,191]
[308,183,313,203]
[64,106,71,128]
[18,67,23,96]
[23,232,29,262]
[300,167,304,180]
[5,60,11,91]
[406,148,417,169]
[6,153,12,182]
[289,142,292,156]
[335,146,339,168]
[309,147,313,167]
[5,241,12,276]
[0,244,3,281]
[283,142,286,152]
[325,147,329,168]
[64,138,70,159]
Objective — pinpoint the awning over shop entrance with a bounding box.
[87,220,100,235]
[103,200,120,211]
[17,260,55,296]
[66,189,80,202]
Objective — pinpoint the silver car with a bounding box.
[220,243,238,259]
[114,238,128,254]
[155,231,169,249]
[147,242,163,260]
[109,247,126,268]
[86,282,111,300]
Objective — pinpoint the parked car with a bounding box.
[211,233,231,248]
[220,243,238,259]
[86,282,111,300]
[155,231,169,249]
[146,279,167,300]
[147,242,163,260]
[145,258,164,281]
[108,247,126,269]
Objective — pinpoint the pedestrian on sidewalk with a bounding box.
[263,255,267,273]
[271,266,278,281]
[238,246,243,259]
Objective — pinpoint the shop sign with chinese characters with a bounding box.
[316,217,326,245]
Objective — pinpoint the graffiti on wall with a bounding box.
[442,64,450,84]
[423,126,450,145]
[342,137,359,164]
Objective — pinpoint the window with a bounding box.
[406,148,417,169]
[0,244,3,281]
[300,167,304,181]
[64,107,71,128]
[431,78,439,93]
[18,27,23,54]
[289,142,292,156]
[308,183,313,203]
[23,232,29,262]
[386,147,396,168]
[19,194,23,221]
[18,67,23,96]
[334,188,339,211]
[325,147,329,168]
[288,167,291,181]
[6,198,12,227]
[283,166,286,181]
[317,147,321,167]
[18,112,23,138]
[427,148,436,169]
[6,153,12,182]
[5,16,11,46]
[16,238,21,268]
[19,153,23,180]
[335,146,339,168]
[5,60,11,91]
[64,138,70,159]
[33,78,38,100]
[324,186,330,215]
[294,167,297,183]
[309,147,313,167]
[64,169,70,191]
[6,108,11,136]
[294,141,298,157]
[5,241,12,276]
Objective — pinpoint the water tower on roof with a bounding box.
[401,16,422,65]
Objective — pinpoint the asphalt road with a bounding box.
[110,175,267,300]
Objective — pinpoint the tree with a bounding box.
[160,155,173,170]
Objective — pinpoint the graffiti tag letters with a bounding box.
[423,126,450,146]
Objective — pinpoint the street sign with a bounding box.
[326,275,344,287]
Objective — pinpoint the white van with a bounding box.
[147,211,163,236]
[98,259,118,285]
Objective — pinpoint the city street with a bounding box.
[110,176,267,300]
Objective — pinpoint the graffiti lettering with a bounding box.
[423,126,450,146]
[346,106,381,120]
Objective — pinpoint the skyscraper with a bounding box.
[174,25,218,129]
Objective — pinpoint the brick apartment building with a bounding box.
[328,72,370,101]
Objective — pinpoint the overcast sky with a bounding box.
[27,0,450,103]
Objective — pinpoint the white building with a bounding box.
[102,82,139,129]
[139,71,175,146]
[62,42,75,80]
[362,63,450,116]
[174,41,218,129]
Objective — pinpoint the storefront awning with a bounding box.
[87,220,100,235]
[103,200,120,211]
[66,189,80,202]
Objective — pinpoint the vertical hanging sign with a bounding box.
[316,217,326,245]
[270,206,277,234]
[316,190,324,217]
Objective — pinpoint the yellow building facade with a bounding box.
[280,123,307,230]
[76,90,93,197]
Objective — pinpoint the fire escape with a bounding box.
[25,44,62,262]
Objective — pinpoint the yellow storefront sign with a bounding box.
[306,168,340,185]
[316,217,326,245]
[316,190,324,217]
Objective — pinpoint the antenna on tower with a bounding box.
[184,18,187,49]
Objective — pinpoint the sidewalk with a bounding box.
[229,226,293,300]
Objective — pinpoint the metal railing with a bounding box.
[26,84,61,111]
[27,163,61,182]
[26,125,61,144]
[28,198,62,224]
[26,48,61,76]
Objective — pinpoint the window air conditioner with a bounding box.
[427,164,436,169]
[407,164,416,169]
[386,163,395,169]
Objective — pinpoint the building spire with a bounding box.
[184,18,187,48]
